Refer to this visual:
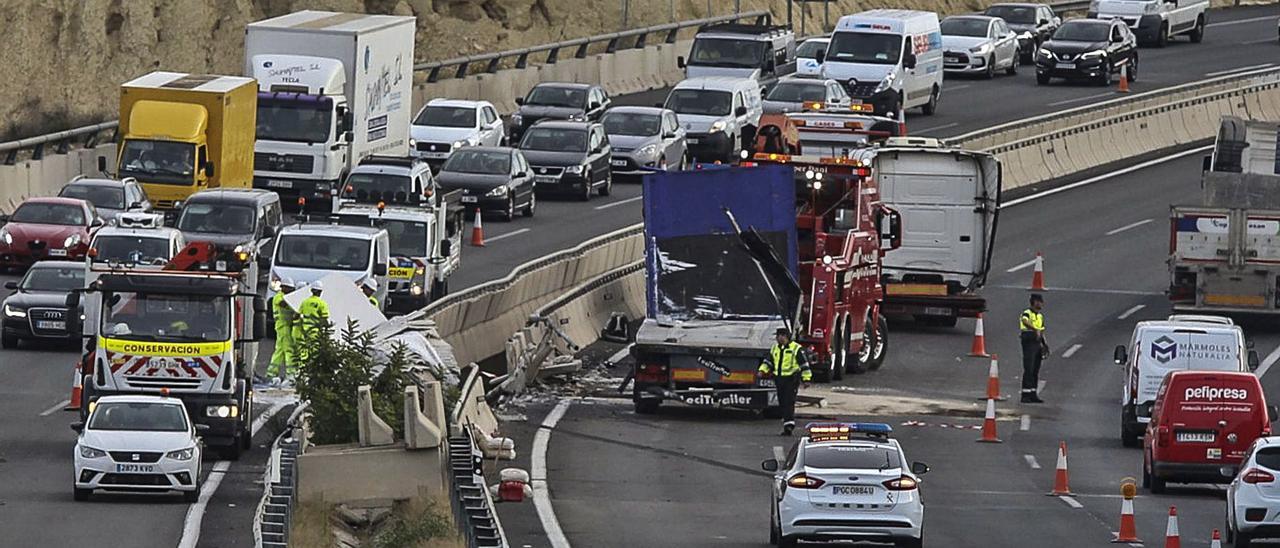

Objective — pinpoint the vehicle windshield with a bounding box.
[688,38,767,68]
[985,5,1037,24]
[521,128,587,152]
[11,202,85,226]
[118,140,197,185]
[524,86,587,109]
[442,150,511,175]
[101,293,230,342]
[256,97,333,143]
[385,220,429,257]
[766,82,826,103]
[20,265,84,291]
[665,89,732,117]
[805,444,902,469]
[1053,22,1109,42]
[88,402,188,432]
[342,173,418,204]
[602,112,661,137]
[796,40,829,59]
[415,106,476,128]
[59,184,125,210]
[94,235,171,264]
[942,18,991,37]
[176,203,256,235]
[827,32,904,65]
[275,235,371,271]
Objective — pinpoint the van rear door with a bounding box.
[1166,374,1264,464]
[1135,327,1243,406]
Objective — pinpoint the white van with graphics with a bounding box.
[1114,315,1259,447]
[819,10,944,116]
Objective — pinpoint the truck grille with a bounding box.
[124,377,204,389]
[109,451,163,463]
[254,152,314,174]
[28,307,69,336]
[416,142,452,153]
[845,81,880,98]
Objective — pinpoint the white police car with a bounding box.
[1226,436,1280,546]
[72,395,204,502]
[763,423,928,548]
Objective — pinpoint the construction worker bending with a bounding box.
[296,281,331,346]
[759,328,812,436]
[361,278,379,308]
[268,279,298,384]
[1020,294,1049,404]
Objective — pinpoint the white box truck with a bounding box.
[244,11,416,211]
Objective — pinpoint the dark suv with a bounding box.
[1035,18,1137,86]
[518,121,613,201]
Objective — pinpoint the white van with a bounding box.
[1114,315,1260,446]
[663,77,763,164]
[268,224,391,309]
[1090,0,1207,47]
[819,10,944,116]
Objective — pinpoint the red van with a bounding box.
[1144,371,1276,493]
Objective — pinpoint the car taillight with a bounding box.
[635,363,668,384]
[882,475,918,491]
[1244,468,1276,484]
[787,473,825,489]
[1157,426,1171,448]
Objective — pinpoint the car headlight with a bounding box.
[205,405,239,418]
[565,164,587,175]
[873,72,897,94]
[636,144,659,158]
[452,140,467,150]
[1037,47,1052,58]
[709,120,727,133]
[568,113,587,122]
[3,304,26,318]
[165,447,195,461]
[1,230,11,245]
[63,233,82,249]
[79,445,106,459]
[485,185,509,197]
[1081,49,1106,59]
[411,283,424,296]
[969,44,992,54]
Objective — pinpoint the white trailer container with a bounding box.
[244,11,416,211]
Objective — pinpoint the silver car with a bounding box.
[57,176,151,224]
[601,107,687,177]
[763,78,852,114]
[941,15,1021,78]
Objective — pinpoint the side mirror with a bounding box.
[128,201,144,210]
[814,51,825,64]
[1249,350,1261,371]
[514,171,528,178]
[653,102,665,108]
[1039,18,1049,25]
[878,209,902,250]
[373,262,388,276]
[1111,35,1123,43]
[65,292,81,309]
[589,102,601,110]
[911,461,930,475]
[677,55,686,69]
[1269,405,1279,423]
[195,423,211,433]
[70,422,85,434]
[440,238,453,258]
[761,458,779,472]
[903,52,917,69]
[1248,339,1257,349]
[343,131,354,143]
[735,106,748,117]
[91,218,104,228]
[663,132,677,139]
[515,97,525,106]
[203,161,215,178]
[4,281,16,290]
[342,110,354,133]
[1113,344,1128,365]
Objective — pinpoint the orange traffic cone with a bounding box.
[1030,252,1046,290]
[470,207,485,247]
[1117,62,1131,93]
[1165,506,1180,548]
[1210,529,1222,548]
[969,314,990,357]
[985,354,1001,400]
[977,398,1002,443]
[66,365,83,411]
[1112,495,1140,543]
[1048,442,1073,495]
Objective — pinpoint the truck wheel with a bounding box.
[831,328,845,381]
[634,398,660,414]
[73,487,92,501]
[812,355,833,382]
[223,437,243,461]
[868,315,888,370]
[1190,16,1204,43]
[431,279,449,300]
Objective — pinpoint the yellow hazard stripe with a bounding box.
[1204,294,1266,307]
[885,283,948,296]
[388,267,415,279]
[100,337,231,357]
[671,369,706,382]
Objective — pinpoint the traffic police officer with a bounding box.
[758,327,812,436]
[361,278,379,308]
[296,281,330,345]
[268,279,298,382]
[1020,294,1048,403]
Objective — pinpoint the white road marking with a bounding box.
[991,285,1163,296]
[178,401,287,548]
[533,399,573,548]
[1059,495,1084,509]
[607,343,634,365]
[1020,414,1031,431]
[1006,258,1037,273]
[594,195,644,210]
[39,399,71,417]
[1105,218,1153,236]
[1002,146,1212,208]
[1208,15,1279,28]
[912,122,959,134]
[1047,91,1117,107]
[1062,344,1082,359]
[485,228,531,243]
[947,85,971,92]
[1205,63,1276,78]
[1024,454,1041,469]
[1255,345,1280,379]
[1037,380,1047,394]
[1242,37,1279,45]
[1117,304,1145,320]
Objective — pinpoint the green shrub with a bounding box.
[294,318,411,445]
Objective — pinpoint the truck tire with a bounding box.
[867,315,889,371]
[921,86,939,116]
[634,398,660,415]
[224,436,244,461]
[812,355,833,382]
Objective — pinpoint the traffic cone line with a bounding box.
[985,354,1001,400]
[1165,506,1180,548]
[976,397,1002,443]
[969,314,990,357]
[66,366,82,411]
[1117,62,1131,93]
[470,207,485,247]
[1112,497,1140,543]
[1048,441,1073,496]
[1030,252,1045,290]
[1210,528,1222,548]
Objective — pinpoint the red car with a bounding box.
[0,197,101,270]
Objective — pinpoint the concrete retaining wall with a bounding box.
[0,143,114,214]
[536,262,645,352]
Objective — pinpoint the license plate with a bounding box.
[611,159,627,167]
[420,152,449,159]
[1177,432,1215,443]
[116,463,155,473]
[833,485,875,496]
[1057,62,1075,69]
[758,378,776,388]
[923,307,954,317]
[49,249,68,257]
[266,179,292,189]
[535,176,557,183]
[36,320,65,330]
[686,138,700,144]
[461,196,478,203]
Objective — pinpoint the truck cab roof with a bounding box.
[279,223,388,239]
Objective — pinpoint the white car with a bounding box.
[73,395,204,502]
[763,423,928,548]
[1226,437,1280,547]
[795,37,830,77]
[410,99,506,170]
[941,15,1020,78]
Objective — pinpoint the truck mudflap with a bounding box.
[638,385,777,409]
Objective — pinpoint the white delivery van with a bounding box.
[664,77,763,164]
[1090,0,1207,47]
[1114,315,1259,446]
[268,224,390,308]
[820,10,944,117]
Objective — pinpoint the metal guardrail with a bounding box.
[414,10,770,82]
[254,403,306,548]
[0,121,117,165]
[448,428,508,548]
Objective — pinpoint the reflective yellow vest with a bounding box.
[758,341,812,381]
[1020,309,1044,331]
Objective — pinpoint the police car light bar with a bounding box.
[806,422,893,436]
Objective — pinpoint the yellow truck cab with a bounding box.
[112,72,257,214]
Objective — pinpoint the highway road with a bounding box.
[0,4,1274,547]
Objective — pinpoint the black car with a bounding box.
[1035,18,1137,86]
[2,260,84,348]
[984,3,1060,64]
[510,83,611,142]
[435,147,536,221]
[519,121,613,201]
